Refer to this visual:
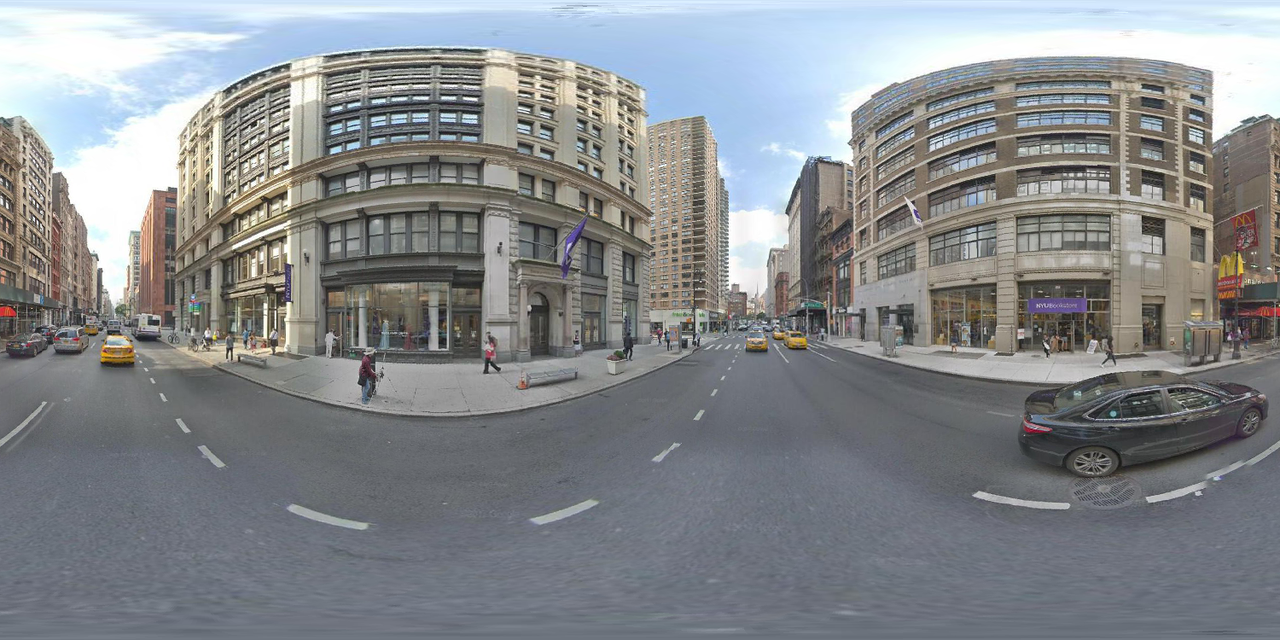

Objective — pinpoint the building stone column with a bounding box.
[994,217,1019,353]
[285,220,320,355]
[516,281,530,362]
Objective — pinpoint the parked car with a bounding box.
[6,332,48,357]
[1019,371,1269,478]
[53,326,88,354]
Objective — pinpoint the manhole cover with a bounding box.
[1070,475,1141,510]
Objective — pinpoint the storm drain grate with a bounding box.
[1070,475,1140,510]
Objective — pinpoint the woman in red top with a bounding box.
[359,347,376,404]
[483,335,501,374]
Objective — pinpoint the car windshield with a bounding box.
[748,332,764,339]
[789,332,803,337]
[105,337,130,346]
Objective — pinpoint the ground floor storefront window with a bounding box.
[335,282,480,355]
[582,293,606,348]
[223,292,285,343]
[931,285,997,349]
[1017,282,1110,352]
[622,299,637,337]
[876,304,915,344]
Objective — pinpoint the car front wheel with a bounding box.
[1237,408,1263,438]
[1066,446,1119,478]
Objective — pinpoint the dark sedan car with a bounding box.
[1019,371,1268,477]
[6,332,49,357]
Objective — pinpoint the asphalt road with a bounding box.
[3,332,1280,639]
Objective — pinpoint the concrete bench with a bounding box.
[522,367,578,388]
[237,354,268,368]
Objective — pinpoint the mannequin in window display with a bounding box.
[403,325,413,351]
[379,320,390,350]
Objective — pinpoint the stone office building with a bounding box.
[173,47,652,361]
[848,57,1216,353]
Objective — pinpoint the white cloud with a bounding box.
[0,9,244,105]
[717,158,734,180]
[729,254,768,300]
[59,92,216,297]
[729,207,788,250]
[760,142,808,162]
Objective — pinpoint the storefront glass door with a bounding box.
[1142,304,1163,349]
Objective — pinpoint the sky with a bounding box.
[6,0,1280,300]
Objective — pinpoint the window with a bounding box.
[439,212,480,253]
[327,117,361,136]
[1190,227,1206,262]
[516,120,533,136]
[929,222,996,265]
[1188,183,1207,213]
[541,178,556,202]
[1140,171,1165,200]
[622,252,636,283]
[519,222,557,261]
[1188,151,1206,174]
[344,220,361,256]
[926,87,995,111]
[1187,126,1206,145]
[538,125,554,140]
[325,171,361,197]
[876,172,916,207]
[859,260,867,285]
[439,163,480,184]
[518,173,535,196]
[875,127,916,158]
[1015,80,1110,90]
[1190,94,1207,106]
[1140,83,1165,94]
[583,238,605,275]
[411,213,429,251]
[876,206,913,241]
[875,149,915,180]
[1016,111,1111,127]
[877,243,916,280]
[1016,214,1111,252]
[1140,138,1165,161]
[1140,96,1165,110]
[367,216,386,256]
[1141,216,1165,255]
[1016,133,1111,156]
[517,142,533,155]
[875,111,915,139]
[1188,109,1207,123]
[1168,387,1222,412]
[929,177,995,217]
[926,101,995,129]
[1139,116,1164,132]
[928,119,995,151]
[1015,94,1110,106]
[928,143,996,180]
[1016,167,1110,195]
[1113,391,1167,419]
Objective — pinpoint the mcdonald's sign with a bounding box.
[1233,209,1260,251]
[1218,253,1244,300]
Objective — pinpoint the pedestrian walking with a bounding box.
[203,327,212,349]
[225,332,235,361]
[325,329,338,358]
[623,331,634,360]
[1101,336,1118,367]
[242,328,250,350]
[573,330,582,357]
[269,328,279,355]
[665,329,672,352]
[483,335,502,374]
[1042,334,1051,358]
[359,347,376,405]
[694,330,700,348]
[1243,327,1251,350]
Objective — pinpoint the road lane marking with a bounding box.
[727,367,732,370]
[197,445,226,469]
[150,377,156,384]
[0,402,47,451]
[1146,482,1206,504]
[652,442,681,462]
[287,504,370,530]
[720,375,726,381]
[773,344,790,363]
[530,499,599,525]
[711,389,718,396]
[175,418,191,434]
[694,410,705,421]
[144,367,149,372]
[159,393,168,402]
[1246,439,1280,466]
[811,349,836,363]
[986,411,1017,418]
[1207,461,1246,480]
[973,491,1070,510]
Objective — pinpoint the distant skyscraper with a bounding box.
[647,116,727,331]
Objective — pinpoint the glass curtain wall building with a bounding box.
[173,48,651,362]
[848,57,1215,354]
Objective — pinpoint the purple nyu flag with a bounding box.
[561,214,589,279]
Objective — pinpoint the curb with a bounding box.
[177,341,695,419]
[824,340,1280,388]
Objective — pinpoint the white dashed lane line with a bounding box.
[710,389,718,396]
[530,499,599,525]
[652,442,681,462]
[1146,482,1206,504]
[773,344,790,363]
[175,418,191,434]
[197,445,226,469]
[144,367,149,372]
[986,411,1017,418]
[973,491,1070,510]
[0,402,48,452]
[810,349,836,363]
[720,375,726,381]
[287,504,371,530]
[694,409,705,421]
[159,393,168,402]
[150,378,156,384]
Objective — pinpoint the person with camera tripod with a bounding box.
[359,347,377,405]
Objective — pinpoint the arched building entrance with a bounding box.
[529,292,550,357]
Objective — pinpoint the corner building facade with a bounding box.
[848,57,1215,354]
[174,48,651,361]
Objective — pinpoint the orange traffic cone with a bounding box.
[518,372,528,390]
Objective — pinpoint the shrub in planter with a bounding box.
[606,350,626,362]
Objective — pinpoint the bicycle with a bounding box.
[167,331,179,344]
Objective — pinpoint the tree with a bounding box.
[115,303,128,318]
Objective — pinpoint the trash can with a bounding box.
[681,337,689,349]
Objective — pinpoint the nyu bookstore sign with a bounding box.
[1027,298,1087,314]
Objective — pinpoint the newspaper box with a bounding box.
[1183,320,1223,367]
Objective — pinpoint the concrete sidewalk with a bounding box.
[161,332,702,416]
[820,335,1280,386]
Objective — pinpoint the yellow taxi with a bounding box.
[100,334,136,365]
[85,323,99,336]
[773,328,786,340]
[784,331,808,349]
[746,330,768,352]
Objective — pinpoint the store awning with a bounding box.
[0,306,14,318]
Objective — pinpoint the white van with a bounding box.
[134,313,162,340]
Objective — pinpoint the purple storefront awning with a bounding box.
[1027,298,1088,314]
